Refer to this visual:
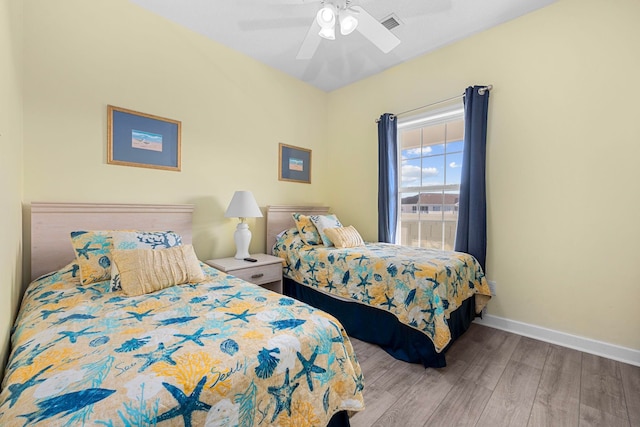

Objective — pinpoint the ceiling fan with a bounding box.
[296,0,401,59]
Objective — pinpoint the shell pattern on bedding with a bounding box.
[0,263,364,426]
[274,228,492,352]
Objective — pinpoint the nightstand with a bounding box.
[205,253,283,294]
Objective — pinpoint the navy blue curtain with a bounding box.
[378,113,398,243]
[455,86,490,271]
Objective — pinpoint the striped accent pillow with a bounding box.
[323,226,364,249]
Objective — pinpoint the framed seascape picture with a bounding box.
[279,143,311,184]
[107,105,181,171]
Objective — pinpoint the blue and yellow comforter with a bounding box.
[274,228,491,352]
[0,262,364,426]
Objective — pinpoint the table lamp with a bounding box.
[224,191,263,259]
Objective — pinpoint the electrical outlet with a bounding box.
[488,280,497,296]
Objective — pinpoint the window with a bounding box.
[398,105,464,250]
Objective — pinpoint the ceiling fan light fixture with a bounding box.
[339,12,358,35]
[316,5,336,29]
[318,26,335,40]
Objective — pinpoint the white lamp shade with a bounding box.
[339,13,358,35]
[318,26,335,40]
[316,5,336,28]
[224,191,263,219]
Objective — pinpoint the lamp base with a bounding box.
[233,222,252,260]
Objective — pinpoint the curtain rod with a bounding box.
[375,85,493,123]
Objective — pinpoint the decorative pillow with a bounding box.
[324,226,365,249]
[70,230,114,285]
[110,231,182,292]
[112,244,205,297]
[292,213,322,245]
[310,214,343,247]
[273,227,306,254]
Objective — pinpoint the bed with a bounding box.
[266,205,491,368]
[0,203,364,426]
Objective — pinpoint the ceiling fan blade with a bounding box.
[352,6,400,53]
[296,19,322,60]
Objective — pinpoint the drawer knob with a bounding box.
[251,273,264,279]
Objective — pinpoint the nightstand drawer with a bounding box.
[231,262,282,286]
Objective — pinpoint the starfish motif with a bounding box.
[268,368,300,422]
[455,270,463,284]
[424,277,440,289]
[294,347,326,392]
[451,280,460,297]
[41,307,66,320]
[421,301,437,322]
[356,274,371,289]
[6,365,52,407]
[57,326,99,344]
[325,280,336,292]
[8,343,52,371]
[380,294,397,311]
[9,340,33,359]
[224,309,255,323]
[283,263,293,276]
[174,327,218,346]
[125,309,154,322]
[306,262,318,275]
[353,372,364,395]
[203,298,230,310]
[309,276,320,288]
[223,291,246,301]
[354,254,369,265]
[61,264,80,278]
[360,289,374,304]
[75,242,100,260]
[134,342,183,372]
[143,293,163,302]
[337,253,349,263]
[402,262,420,279]
[154,376,211,427]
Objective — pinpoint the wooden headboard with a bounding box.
[30,202,195,281]
[265,205,330,254]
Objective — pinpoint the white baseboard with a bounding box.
[474,314,640,367]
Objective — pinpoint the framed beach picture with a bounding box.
[279,143,311,184]
[107,105,181,171]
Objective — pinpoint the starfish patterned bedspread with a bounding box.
[274,228,492,353]
[0,262,364,426]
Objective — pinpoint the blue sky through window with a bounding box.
[400,139,463,189]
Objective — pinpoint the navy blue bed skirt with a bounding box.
[327,410,350,427]
[284,278,478,368]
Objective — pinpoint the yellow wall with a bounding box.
[22,0,329,262]
[0,0,23,373]
[327,0,640,350]
[7,0,638,375]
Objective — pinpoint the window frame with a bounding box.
[396,104,464,249]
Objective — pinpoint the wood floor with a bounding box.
[348,324,640,427]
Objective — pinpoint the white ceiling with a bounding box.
[129,0,556,92]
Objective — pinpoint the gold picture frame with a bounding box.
[278,143,311,184]
[107,105,181,171]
